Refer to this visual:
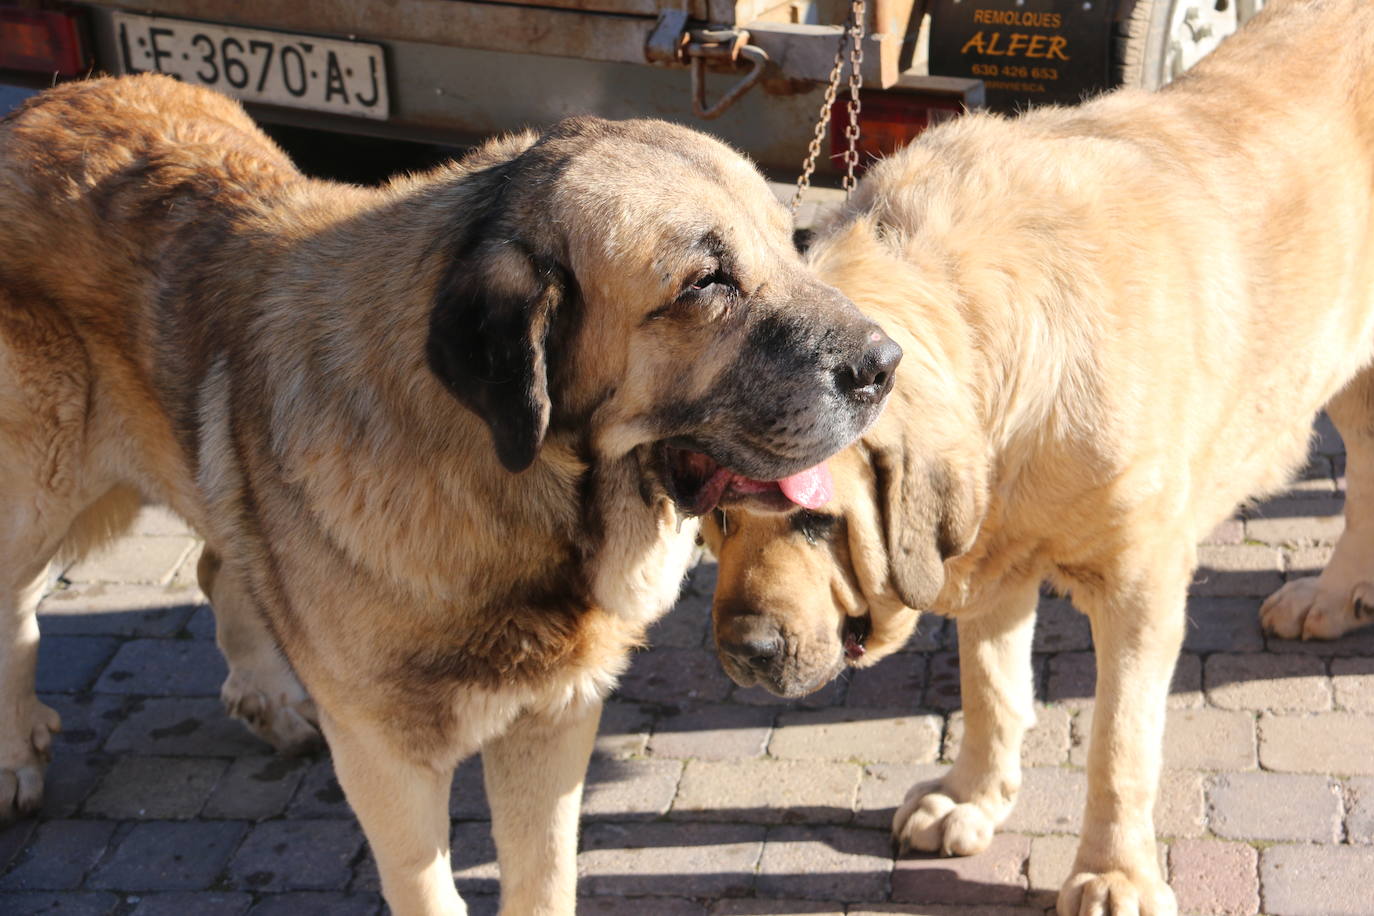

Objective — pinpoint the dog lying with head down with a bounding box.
[705,1,1374,913]
[0,74,900,914]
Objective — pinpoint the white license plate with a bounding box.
[112,12,389,120]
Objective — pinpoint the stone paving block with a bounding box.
[1155,769,1206,839]
[1265,618,1374,656]
[1002,767,1085,835]
[852,907,1043,916]
[890,833,1030,905]
[129,507,195,537]
[769,708,942,765]
[671,759,860,825]
[286,757,351,819]
[581,757,683,821]
[587,897,707,916]
[1207,772,1342,842]
[845,654,929,710]
[710,900,841,915]
[202,754,311,821]
[1260,844,1374,916]
[64,537,196,586]
[35,636,121,692]
[37,583,201,637]
[450,756,490,821]
[595,700,655,759]
[104,698,268,758]
[578,822,764,898]
[1168,838,1259,916]
[1027,834,1077,906]
[1285,544,1334,579]
[36,753,114,819]
[1259,711,1374,774]
[1332,656,1374,713]
[0,820,35,873]
[756,826,891,902]
[450,821,500,895]
[0,820,115,890]
[1161,708,1258,771]
[1033,597,1092,652]
[169,542,206,590]
[186,604,216,639]
[1203,652,1332,711]
[1203,518,1245,545]
[246,892,382,915]
[1047,652,1096,709]
[127,891,253,915]
[1182,597,1267,653]
[93,638,227,696]
[648,703,774,761]
[855,763,947,829]
[83,756,227,819]
[731,676,847,709]
[1192,544,1283,598]
[946,704,1072,767]
[1245,496,1345,546]
[923,652,964,711]
[40,693,132,755]
[0,891,119,914]
[615,648,734,704]
[647,590,712,649]
[227,819,361,891]
[901,614,949,653]
[1347,776,1374,844]
[87,820,247,891]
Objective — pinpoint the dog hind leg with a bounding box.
[893,579,1038,857]
[196,549,321,755]
[1262,371,1374,640]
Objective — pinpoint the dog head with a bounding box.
[704,219,988,696]
[425,117,901,512]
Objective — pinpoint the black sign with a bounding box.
[928,0,1121,112]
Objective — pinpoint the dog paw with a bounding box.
[222,670,322,756]
[1260,576,1374,641]
[1057,870,1177,916]
[0,698,61,821]
[892,783,998,857]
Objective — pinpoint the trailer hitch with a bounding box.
[645,13,770,120]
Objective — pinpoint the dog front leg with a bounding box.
[894,578,1038,856]
[323,711,465,916]
[1061,568,1185,916]
[483,699,601,916]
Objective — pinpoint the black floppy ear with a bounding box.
[872,441,983,610]
[427,241,565,472]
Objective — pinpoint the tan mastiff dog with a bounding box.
[706,1,1374,913]
[0,74,900,915]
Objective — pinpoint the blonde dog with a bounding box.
[706,1,1374,913]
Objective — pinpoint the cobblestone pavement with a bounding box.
[3,183,1373,915]
[5,417,1372,916]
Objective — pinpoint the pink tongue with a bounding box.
[777,463,834,509]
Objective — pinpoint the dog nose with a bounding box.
[717,617,784,674]
[840,325,902,401]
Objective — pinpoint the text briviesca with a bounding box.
[972,9,1063,29]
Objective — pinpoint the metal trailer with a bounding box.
[1,1,1265,176]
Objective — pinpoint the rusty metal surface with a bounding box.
[80,0,905,85]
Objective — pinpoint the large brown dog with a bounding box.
[0,75,900,915]
[706,2,1374,913]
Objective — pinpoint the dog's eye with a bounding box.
[685,268,733,296]
[791,510,838,545]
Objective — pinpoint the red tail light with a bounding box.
[0,9,88,77]
[829,78,985,174]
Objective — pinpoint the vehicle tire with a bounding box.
[1116,0,1266,90]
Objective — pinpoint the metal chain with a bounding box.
[791,0,866,214]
